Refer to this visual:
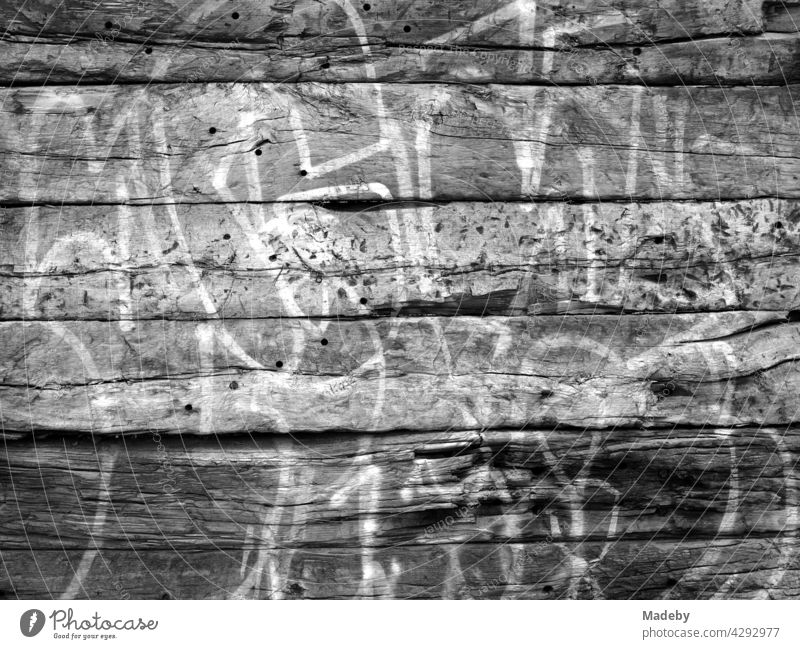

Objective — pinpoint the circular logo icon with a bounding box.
[20,609,45,637]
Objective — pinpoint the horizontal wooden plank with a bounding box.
[2,538,798,599]
[2,311,800,433]
[1,199,798,319]
[1,428,797,552]
[0,0,767,46]
[0,312,794,385]
[1,362,796,433]
[5,33,800,85]
[3,84,800,204]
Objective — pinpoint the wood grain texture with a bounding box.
[2,310,800,434]
[1,312,793,385]
[4,539,798,599]
[1,428,798,598]
[0,0,768,45]
[3,84,800,204]
[765,1,800,32]
[1,199,797,319]
[3,0,800,601]
[2,429,796,549]
[5,33,800,85]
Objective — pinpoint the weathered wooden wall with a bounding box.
[2,0,800,599]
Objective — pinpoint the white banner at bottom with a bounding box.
[2,600,798,649]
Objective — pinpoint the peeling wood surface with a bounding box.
[3,84,800,204]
